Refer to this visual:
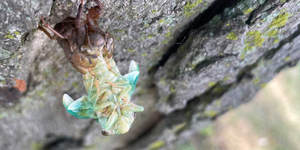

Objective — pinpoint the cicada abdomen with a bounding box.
[63,56,144,135]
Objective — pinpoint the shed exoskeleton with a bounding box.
[39,0,144,135]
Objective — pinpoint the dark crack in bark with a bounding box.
[148,0,242,75]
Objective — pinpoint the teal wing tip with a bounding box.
[62,94,74,108]
[129,60,139,72]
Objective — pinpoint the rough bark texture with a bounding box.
[0,0,299,150]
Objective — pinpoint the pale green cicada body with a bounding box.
[63,57,144,135]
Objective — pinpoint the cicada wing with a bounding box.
[124,71,139,94]
[62,94,94,119]
[128,60,139,72]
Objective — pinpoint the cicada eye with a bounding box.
[102,131,109,136]
[133,112,137,119]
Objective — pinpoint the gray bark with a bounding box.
[0,0,299,149]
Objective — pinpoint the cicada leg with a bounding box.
[75,0,87,47]
[39,16,66,39]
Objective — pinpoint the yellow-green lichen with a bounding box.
[160,78,166,86]
[148,141,165,150]
[173,122,187,134]
[159,19,165,24]
[253,78,260,85]
[64,73,69,78]
[244,31,264,51]
[4,32,15,39]
[199,126,214,137]
[208,82,216,87]
[222,76,229,82]
[14,31,21,35]
[243,8,253,14]
[151,10,158,14]
[284,56,291,61]
[170,86,176,93]
[204,110,217,117]
[269,13,291,29]
[141,53,148,56]
[127,49,135,52]
[165,32,171,38]
[226,31,238,40]
[266,29,278,37]
[31,142,43,150]
[72,82,79,89]
[274,39,280,44]
[260,83,267,88]
[187,63,197,70]
[184,0,203,17]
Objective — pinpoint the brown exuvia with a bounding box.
[39,0,114,74]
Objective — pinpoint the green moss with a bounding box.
[141,53,148,56]
[244,31,264,50]
[184,0,203,17]
[266,29,278,37]
[280,0,286,2]
[148,141,165,150]
[199,126,214,137]
[127,49,135,52]
[243,8,253,14]
[208,82,216,87]
[226,23,230,26]
[269,13,291,29]
[226,31,238,40]
[173,122,187,134]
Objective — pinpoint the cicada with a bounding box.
[39,0,144,135]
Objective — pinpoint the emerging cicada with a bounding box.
[39,0,144,135]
